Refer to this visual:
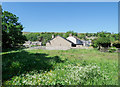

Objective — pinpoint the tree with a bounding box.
[63,31,77,38]
[92,37,113,50]
[25,33,40,41]
[78,33,86,40]
[0,5,2,49]
[111,33,119,40]
[2,11,27,48]
[97,31,111,37]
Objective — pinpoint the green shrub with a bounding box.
[92,39,99,48]
[31,45,38,47]
[113,40,120,48]
[108,47,117,53]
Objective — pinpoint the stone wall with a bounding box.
[28,46,70,50]
[46,46,71,50]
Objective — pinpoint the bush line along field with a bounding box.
[2,48,118,85]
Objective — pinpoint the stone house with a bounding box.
[31,41,42,46]
[85,36,97,40]
[66,34,83,47]
[46,34,92,49]
[81,40,92,47]
[23,41,42,47]
[23,41,32,46]
[46,35,75,48]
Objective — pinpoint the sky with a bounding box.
[2,2,118,33]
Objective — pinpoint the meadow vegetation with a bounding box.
[2,48,118,85]
[1,9,119,86]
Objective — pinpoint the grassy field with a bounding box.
[2,48,118,85]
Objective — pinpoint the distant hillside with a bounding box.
[22,32,87,35]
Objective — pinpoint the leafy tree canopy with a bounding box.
[63,30,77,38]
[2,11,27,48]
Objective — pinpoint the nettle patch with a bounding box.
[5,64,109,85]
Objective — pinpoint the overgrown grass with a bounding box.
[2,48,118,85]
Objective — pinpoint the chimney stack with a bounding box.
[52,35,54,38]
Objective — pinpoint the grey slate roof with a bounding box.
[47,35,74,44]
